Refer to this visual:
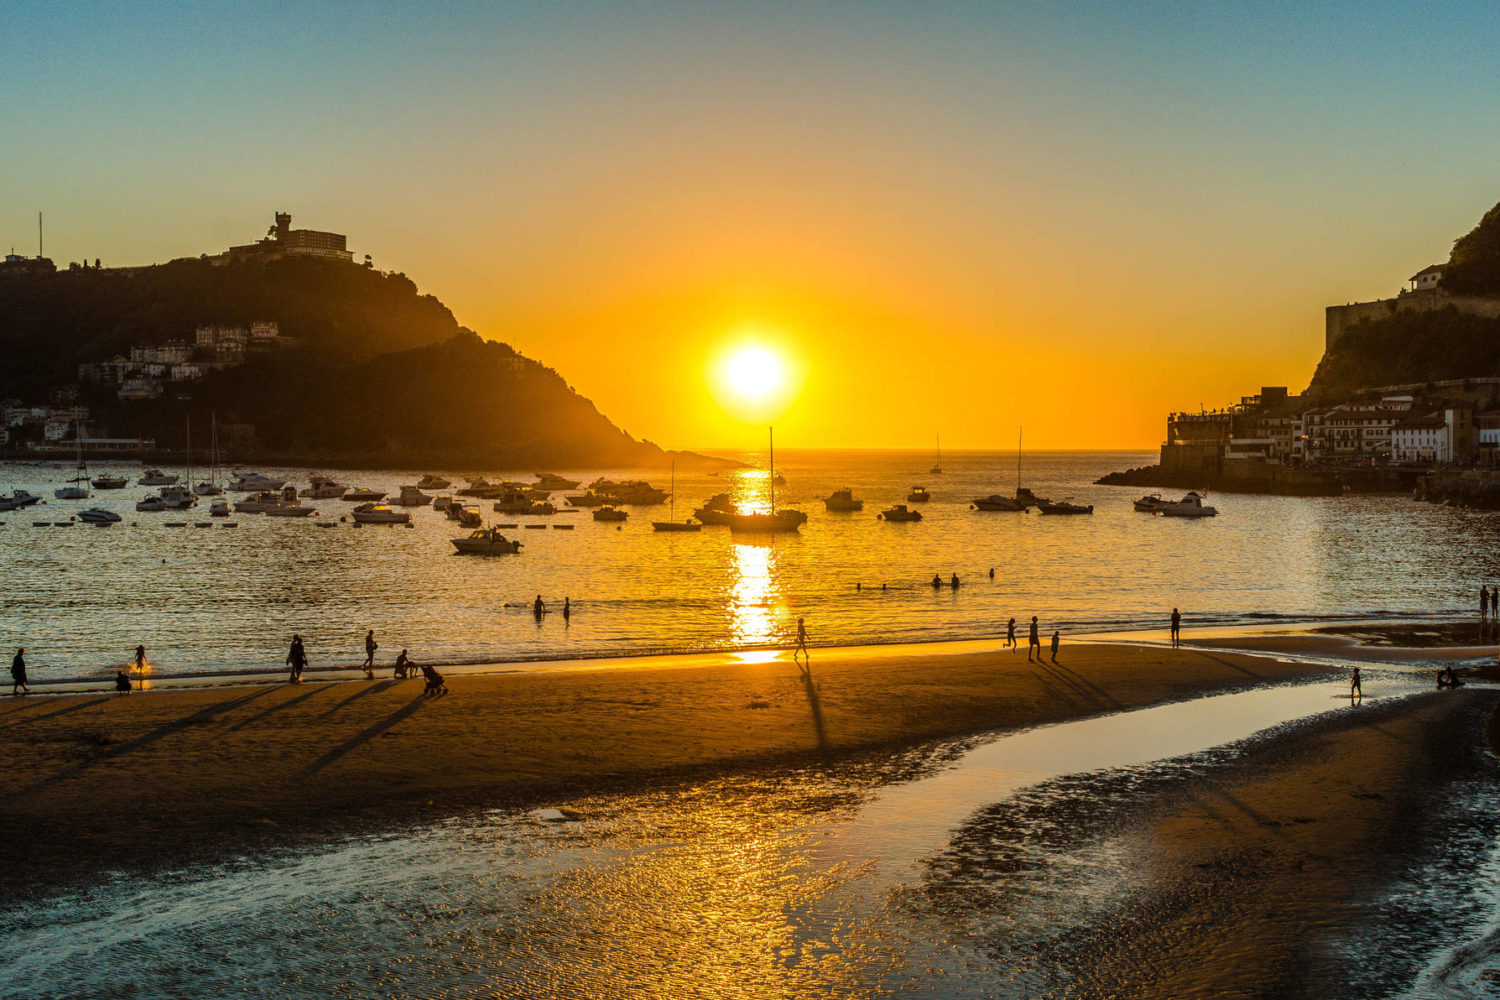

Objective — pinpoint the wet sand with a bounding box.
[0,641,1318,900]
[1190,629,1499,667]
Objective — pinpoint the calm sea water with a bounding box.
[2,450,1496,682]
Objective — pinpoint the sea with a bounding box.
[2,449,1497,684]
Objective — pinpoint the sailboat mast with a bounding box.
[1017,426,1023,493]
[669,459,676,519]
[768,426,776,515]
[186,414,192,487]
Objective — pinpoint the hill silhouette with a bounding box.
[0,256,677,467]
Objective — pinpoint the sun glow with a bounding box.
[712,339,798,422]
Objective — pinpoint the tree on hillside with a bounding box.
[1443,201,1500,296]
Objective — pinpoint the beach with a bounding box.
[0,640,1328,899]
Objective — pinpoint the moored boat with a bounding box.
[0,490,41,511]
[138,469,179,486]
[302,477,347,499]
[725,509,806,534]
[227,472,285,491]
[351,502,411,524]
[91,475,128,490]
[593,505,628,522]
[417,474,452,490]
[534,472,581,491]
[393,485,434,507]
[78,508,121,524]
[343,487,385,502]
[878,503,922,522]
[563,491,610,507]
[691,493,737,525]
[823,488,864,512]
[1156,492,1218,518]
[907,485,931,503]
[1133,493,1165,512]
[136,495,169,512]
[451,527,523,555]
[1037,500,1094,515]
[493,490,557,515]
[209,499,231,517]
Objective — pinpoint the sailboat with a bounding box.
[726,428,807,534]
[195,413,225,496]
[930,433,943,475]
[972,426,1044,511]
[54,421,91,499]
[653,459,701,532]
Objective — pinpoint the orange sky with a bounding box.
[5,5,1499,450]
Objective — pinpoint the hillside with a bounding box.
[1306,305,1500,399]
[0,256,679,468]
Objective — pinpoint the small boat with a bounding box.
[138,469,179,486]
[1133,493,1165,512]
[692,493,737,525]
[302,477,347,499]
[451,527,523,555]
[77,508,121,524]
[265,502,319,517]
[209,499,230,517]
[878,503,922,522]
[930,433,943,475]
[351,502,411,524]
[53,483,89,500]
[194,481,225,497]
[343,487,385,502]
[157,485,197,509]
[726,510,805,534]
[393,485,434,507]
[1157,492,1218,518]
[196,413,226,495]
[593,505,628,522]
[493,490,556,515]
[972,494,1029,512]
[91,475,128,490]
[823,488,864,512]
[235,491,285,514]
[432,494,455,510]
[907,486,931,503]
[457,477,497,497]
[227,472,285,491]
[136,495,169,512]
[457,504,483,527]
[0,490,41,511]
[1037,500,1094,515]
[534,472,581,491]
[607,481,669,505]
[55,424,91,498]
[652,461,701,531]
[563,491,611,507]
[417,474,452,490]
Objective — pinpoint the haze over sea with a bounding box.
[3,449,1493,683]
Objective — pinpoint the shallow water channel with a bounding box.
[3,672,1497,998]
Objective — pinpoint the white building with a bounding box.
[1391,408,1473,464]
[250,320,279,346]
[1409,264,1444,292]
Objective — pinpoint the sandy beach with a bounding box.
[0,640,1327,900]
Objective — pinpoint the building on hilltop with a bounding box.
[0,250,56,276]
[220,212,354,264]
[1409,264,1445,292]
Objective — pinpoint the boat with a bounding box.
[1133,493,1165,512]
[265,502,319,517]
[91,475,128,490]
[417,475,451,490]
[209,499,230,517]
[563,491,611,507]
[432,494,454,511]
[138,469,179,486]
[351,502,411,524]
[1157,492,1219,518]
[457,504,482,527]
[823,488,864,512]
[878,503,922,522]
[593,505,628,522]
[302,477,347,499]
[930,433,943,475]
[156,485,197,509]
[136,495,169,512]
[692,493,737,525]
[343,487,385,502]
[195,413,225,496]
[493,490,556,515]
[234,490,287,514]
[0,490,42,511]
[972,494,1029,512]
[457,477,497,497]
[1037,500,1094,515]
[451,526,523,554]
[602,480,669,505]
[725,428,806,534]
[653,460,702,531]
[54,423,91,499]
[77,508,121,524]
[534,472,581,491]
[907,486,931,503]
[228,472,286,491]
[393,485,434,507]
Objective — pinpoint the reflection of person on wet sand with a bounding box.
[1350,666,1362,701]
[793,617,810,669]
[1028,616,1041,661]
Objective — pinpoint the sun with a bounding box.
[722,345,786,401]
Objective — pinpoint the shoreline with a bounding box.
[0,640,1338,903]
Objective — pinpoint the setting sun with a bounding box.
[712,340,798,423]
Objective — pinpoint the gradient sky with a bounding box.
[4,2,1498,450]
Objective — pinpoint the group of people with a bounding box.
[531,595,571,623]
[299,631,447,694]
[999,616,1062,663]
[12,645,142,696]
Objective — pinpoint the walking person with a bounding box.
[286,634,307,684]
[1006,617,1017,652]
[362,629,378,677]
[563,597,571,624]
[1170,607,1181,649]
[10,647,28,696]
[1028,616,1041,661]
[794,617,810,669]
[135,644,147,692]
[1350,666,1362,701]
[1050,630,1061,663]
[533,594,546,621]
[951,573,960,589]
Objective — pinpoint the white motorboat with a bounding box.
[235,490,287,514]
[1133,493,1165,512]
[194,481,225,496]
[228,472,286,491]
[823,488,864,512]
[493,490,556,515]
[563,491,610,507]
[394,485,434,507]
[209,499,231,517]
[78,508,122,524]
[417,474,452,490]
[302,477,347,499]
[534,472,581,491]
[451,527,523,555]
[136,495,169,512]
[1156,492,1218,518]
[138,469,179,486]
[343,487,385,502]
[907,486,931,503]
[351,502,411,524]
[265,503,319,517]
[91,475,128,490]
[158,485,197,509]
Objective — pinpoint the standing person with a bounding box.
[1350,666,1362,700]
[563,597,571,624]
[533,594,546,621]
[1170,608,1181,648]
[794,617,810,667]
[1028,616,1041,661]
[1484,585,1491,623]
[1491,587,1497,622]
[989,568,995,580]
[931,574,942,590]
[951,573,960,589]
[1050,630,1061,663]
[135,644,147,692]
[286,634,307,684]
[1006,617,1017,652]
[362,630,378,677]
[10,647,28,696]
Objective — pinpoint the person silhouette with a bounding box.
[563,597,571,623]
[1350,666,1362,701]
[1050,630,1060,663]
[1170,608,1181,648]
[363,630,378,676]
[114,669,131,694]
[286,635,307,684]
[794,617,810,668]
[533,594,546,621]
[1484,585,1491,623]
[10,647,28,697]
[134,644,147,692]
[1006,617,1017,652]
[1028,616,1041,661]
[932,574,942,590]
[951,573,960,589]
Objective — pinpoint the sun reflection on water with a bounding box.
[730,542,780,646]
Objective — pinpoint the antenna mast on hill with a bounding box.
[38,212,42,259]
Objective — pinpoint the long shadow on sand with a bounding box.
[1030,658,1122,711]
[319,679,400,718]
[0,696,114,729]
[801,670,829,752]
[224,684,329,733]
[301,694,429,776]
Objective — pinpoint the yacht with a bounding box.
[209,499,231,517]
[138,469,179,486]
[302,477,348,499]
[1037,500,1094,515]
[393,485,434,507]
[563,491,610,507]
[878,503,922,522]
[458,477,497,497]
[533,472,581,491]
[451,527,523,555]
[55,428,91,499]
[651,461,701,531]
[77,508,122,524]
[907,486,931,503]
[0,490,42,511]
[417,475,452,490]
[351,502,411,524]
[1133,493,1165,512]
[1157,492,1218,518]
[158,485,197,509]
[493,490,556,515]
[265,501,319,518]
[691,493,737,525]
[91,475,128,490]
[343,487,385,502]
[432,494,455,511]
[196,413,226,495]
[593,505,628,522]
[972,494,1029,512]
[228,472,286,491]
[136,495,170,512]
[235,490,288,514]
[725,509,806,534]
[823,488,864,512]
[588,479,669,505]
